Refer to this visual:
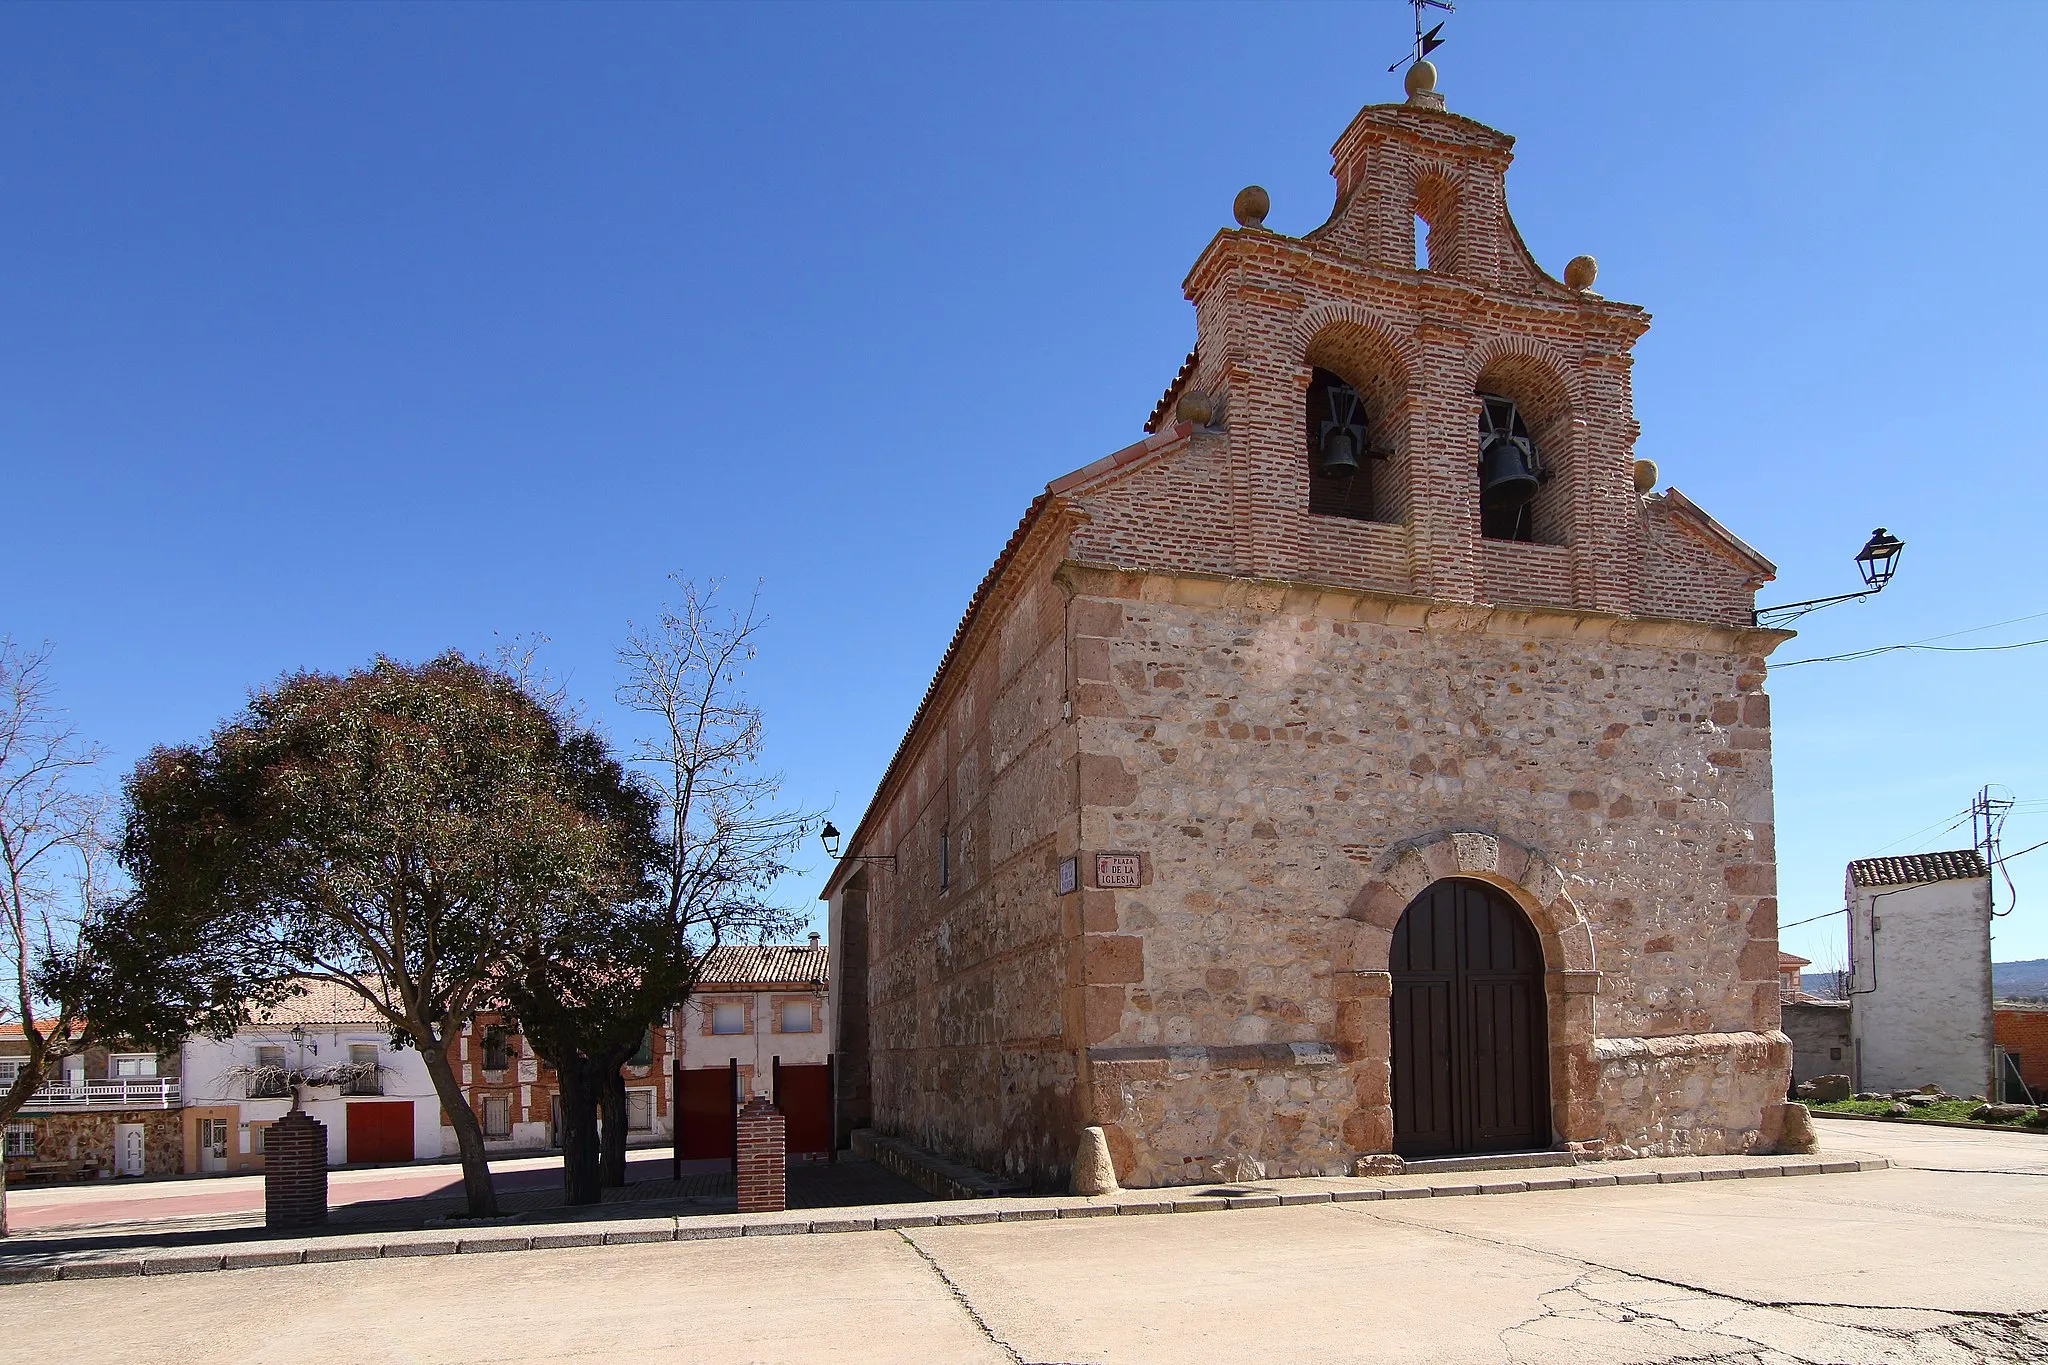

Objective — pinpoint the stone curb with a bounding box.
[13,1156,1888,1282]
[1810,1110,2048,1136]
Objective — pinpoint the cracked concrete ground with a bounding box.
[4,1122,2044,1364]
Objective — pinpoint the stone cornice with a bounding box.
[1054,561,1795,658]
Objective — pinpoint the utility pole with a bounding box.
[1971,785,2013,913]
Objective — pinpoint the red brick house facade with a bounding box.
[825,68,1795,1189]
[446,1011,676,1152]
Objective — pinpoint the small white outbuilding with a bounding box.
[1846,850,1995,1100]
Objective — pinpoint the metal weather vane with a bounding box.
[1387,0,1454,73]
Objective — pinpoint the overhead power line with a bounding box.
[1778,635,2048,668]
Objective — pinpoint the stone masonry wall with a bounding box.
[1066,571,1789,1183]
[860,535,1083,1188]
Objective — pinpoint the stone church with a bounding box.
[823,67,1795,1190]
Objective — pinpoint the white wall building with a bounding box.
[674,938,831,1096]
[180,978,444,1172]
[1847,850,1996,1099]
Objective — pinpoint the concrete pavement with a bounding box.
[5,1123,2046,1364]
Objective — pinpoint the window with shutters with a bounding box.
[482,1095,511,1138]
[710,1002,746,1035]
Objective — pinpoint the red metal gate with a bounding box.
[677,1067,738,1160]
[344,1100,415,1164]
[774,1064,832,1156]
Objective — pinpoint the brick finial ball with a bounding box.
[1633,458,1659,495]
[1565,255,1599,291]
[1403,59,1437,98]
[1232,185,1270,229]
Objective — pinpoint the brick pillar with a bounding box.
[264,1109,328,1229]
[734,1096,785,1213]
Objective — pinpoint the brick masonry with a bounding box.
[826,79,1795,1189]
[264,1109,328,1229]
[1994,1007,2048,1094]
[735,1097,786,1213]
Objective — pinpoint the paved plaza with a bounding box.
[5,1120,2047,1364]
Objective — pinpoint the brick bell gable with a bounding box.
[1077,86,1773,629]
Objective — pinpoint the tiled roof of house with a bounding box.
[1778,951,1811,969]
[695,943,829,989]
[248,977,391,1027]
[1848,849,1989,889]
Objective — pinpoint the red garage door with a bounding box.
[346,1101,415,1164]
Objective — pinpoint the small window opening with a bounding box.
[1414,214,1430,271]
[482,1027,510,1071]
[1477,394,1546,541]
[1306,367,1376,521]
[939,829,950,892]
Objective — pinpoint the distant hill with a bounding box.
[1996,959,2048,1000]
[1802,960,2048,1002]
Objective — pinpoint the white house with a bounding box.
[179,977,444,1172]
[1847,850,1996,1099]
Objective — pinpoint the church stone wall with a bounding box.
[1067,571,1789,1184]
[859,540,1084,1188]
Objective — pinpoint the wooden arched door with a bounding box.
[1389,878,1549,1158]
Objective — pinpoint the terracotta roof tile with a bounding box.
[694,943,830,989]
[1848,849,1988,888]
[249,977,391,1027]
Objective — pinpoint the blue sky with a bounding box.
[5,2,2045,968]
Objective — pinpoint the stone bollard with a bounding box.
[264,1109,329,1229]
[735,1096,786,1213]
[1071,1126,1120,1195]
[1774,1102,1818,1154]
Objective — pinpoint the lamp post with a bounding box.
[820,821,895,870]
[1754,528,1905,629]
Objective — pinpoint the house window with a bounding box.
[627,1090,654,1132]
[710,1002,746,1035]
[3,1124,33,1158]
[251,1124,268,1156]
[250,1045,289,1098]
[779,1001,814,1034]
[344,1044,381,1096]
[627,1028,653,1067]
[482,1095,511,1138]
[482,1028,510,1072]
[0,1059,22,1088]
[111,1054,157,1078]
[1477,394,1544,542]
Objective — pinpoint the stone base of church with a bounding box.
[1083,1029,1793,1188]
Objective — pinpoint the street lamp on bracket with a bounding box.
[820,821,895,871]
[1753,528,1905,629]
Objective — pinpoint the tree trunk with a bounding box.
[556,1057,604,1205]
[417,1028,499,1218]
[0,1157,9,1238]
[0,1054,51,1238]
[599,1065,628,1188]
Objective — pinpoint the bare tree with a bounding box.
[606,578,813,1177]
[0,641,107,1236]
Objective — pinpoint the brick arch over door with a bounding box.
[1339,829,1603,1154]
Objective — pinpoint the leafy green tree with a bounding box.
[111,653,654,1218]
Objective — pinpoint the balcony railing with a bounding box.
[22,1078,182,1111]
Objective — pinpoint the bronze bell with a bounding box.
[1479,435,1540,511]
[1319,424,1362,479]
